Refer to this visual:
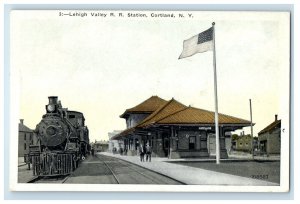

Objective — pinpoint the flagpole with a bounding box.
[212,22,220,164]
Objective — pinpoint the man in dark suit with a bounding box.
[139,144,145,162]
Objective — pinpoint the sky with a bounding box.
[11,10,290,142]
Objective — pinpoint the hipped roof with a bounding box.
[137,98,187,128]
[156,106,252,125]
[113,96,252,140]
[120,96,168,118]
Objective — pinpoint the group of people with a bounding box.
[138,143,152,162]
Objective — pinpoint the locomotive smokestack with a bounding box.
[20,119,24,125]
[48,96,58,105]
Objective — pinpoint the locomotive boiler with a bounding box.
[26,96,90,176]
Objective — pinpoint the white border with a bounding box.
[9,9,290,193]
[2,0,297,201]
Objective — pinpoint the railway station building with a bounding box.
[112,96,252,159]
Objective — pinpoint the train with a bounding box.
[25,96,90,176]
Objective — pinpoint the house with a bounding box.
[258,115,281,155]
[112,96,252,159]
[236,134,253,152]
[18,119,35,157]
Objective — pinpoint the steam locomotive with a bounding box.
[25,96,90,176]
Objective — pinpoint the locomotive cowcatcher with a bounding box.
[25,96,90,176]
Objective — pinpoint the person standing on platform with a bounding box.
[145,143,152,162]
[139,144,145,162]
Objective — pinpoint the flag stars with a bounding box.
[198,27,213,44]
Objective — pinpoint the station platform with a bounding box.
[100,152,279,186]
[18,157,34,183]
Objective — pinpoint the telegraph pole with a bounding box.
[249,99,254,159]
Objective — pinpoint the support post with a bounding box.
[169,127,174,159]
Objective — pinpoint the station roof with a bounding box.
[113,96,252,140]
[156,106,252,125]
[137,98,187,128]
[258,119,281,135]
[112,127,135,140]
[120,96,168,118]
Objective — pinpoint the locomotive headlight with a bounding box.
[47,104,55,112]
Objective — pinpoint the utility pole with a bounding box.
[249,99,254,159]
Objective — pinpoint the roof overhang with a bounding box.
[148,123,253,127]
[120,111,153,119]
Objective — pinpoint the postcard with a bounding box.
[9,10,290,192]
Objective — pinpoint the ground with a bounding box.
[168,160,280,184]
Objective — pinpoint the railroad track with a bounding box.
[115,157,185,184]
[96,154,185,185]
[27,176,41,183]
[98,157,121,184]
[26,155,184,184]
[27,174,70,184]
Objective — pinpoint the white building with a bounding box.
[108,130,122,153]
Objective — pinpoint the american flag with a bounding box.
[198,27,213,44]
[179,26,214,59]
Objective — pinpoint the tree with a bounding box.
[231,134,239,141]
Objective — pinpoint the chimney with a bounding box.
[48,96,58,105]
[275,114,278,121]
[20,119,24,125]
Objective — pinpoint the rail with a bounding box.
[98,157,120,184]
[100,154,186,185]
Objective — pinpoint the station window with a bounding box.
[24,143,26,150]
[189,136,196,150]
[24,134,26,140]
